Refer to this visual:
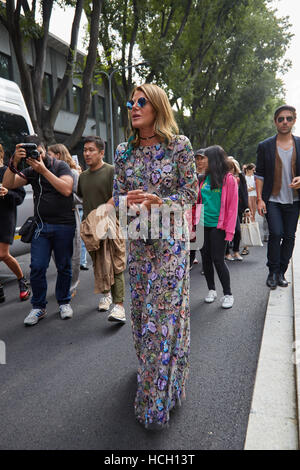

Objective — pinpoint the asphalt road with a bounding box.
[0,239,269,450]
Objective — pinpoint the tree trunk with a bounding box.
[44,0,84,137]
[65,0,102,151]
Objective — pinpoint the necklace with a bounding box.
[139,134,156,140]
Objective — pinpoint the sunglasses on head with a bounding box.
[277,116,294,123]
[126,97,147,110]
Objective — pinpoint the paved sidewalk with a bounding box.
[244,228,300,450]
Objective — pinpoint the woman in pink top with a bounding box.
[197,146,238,309]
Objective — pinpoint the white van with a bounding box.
[0,77,34,256]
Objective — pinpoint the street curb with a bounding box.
[292,226,300,448]
[244,260,298,449]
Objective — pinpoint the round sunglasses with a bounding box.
[126,97,147,110]
[277,116,294,123]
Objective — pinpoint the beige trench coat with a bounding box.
[80,206,126,293]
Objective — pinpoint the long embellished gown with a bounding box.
[113,135,198,428]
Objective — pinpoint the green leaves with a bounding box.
[95,0,291,162]
[0,0,290,158]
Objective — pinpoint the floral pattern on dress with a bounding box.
[113,135,198,427]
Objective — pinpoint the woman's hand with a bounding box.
[127,190,162,212]
[0,184,8,197]
[127,189,146,207]
[140,193,162,212]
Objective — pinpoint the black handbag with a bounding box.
[19,216,37,243]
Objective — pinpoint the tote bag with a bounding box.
[240,215,263,247]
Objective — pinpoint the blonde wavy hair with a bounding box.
[128,83,179,147]
[48,143,77,169]
[0,144,4,166]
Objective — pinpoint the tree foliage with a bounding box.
[0,0,101,150]
[96,0,292,163]
[0,0,292,162]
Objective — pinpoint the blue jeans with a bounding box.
[30,223,75,308]
[266,201,300,274]
[78,207,87,267]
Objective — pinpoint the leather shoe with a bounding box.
[266,272,277,289]
[277,272,288,287]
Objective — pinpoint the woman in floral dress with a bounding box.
[113,84,198,428]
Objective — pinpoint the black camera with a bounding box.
[20,143,40,160]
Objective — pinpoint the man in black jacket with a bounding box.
[3,136,75,325]
[256,105,300,289]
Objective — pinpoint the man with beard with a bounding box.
[256,105,300,289]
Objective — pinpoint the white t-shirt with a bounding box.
[245,174,257,196]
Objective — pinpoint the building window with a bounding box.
[0,52,12,80]
[57,79,70,111]
[88,95,95,118]
[42,73,53,106]
[72,85,81,114]
[98,96,106,122]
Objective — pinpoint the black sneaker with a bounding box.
[80,265,89,271]
[0,283,5,303]
[18,277,31,301]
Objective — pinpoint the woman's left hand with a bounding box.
[0,185,8,197]
[140,192,162,212]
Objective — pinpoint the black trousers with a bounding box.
[266,201,300,274]
[225,216,241,254]
[202,227,232,295]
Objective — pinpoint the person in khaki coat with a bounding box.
[77,136,126,323]
[80,205,126,294]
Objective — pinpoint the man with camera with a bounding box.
[3,135,75,325]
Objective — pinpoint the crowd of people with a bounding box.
[1,87,300,430]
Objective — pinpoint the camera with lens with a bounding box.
[20,143,40,160]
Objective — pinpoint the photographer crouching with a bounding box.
[3,136,76,326]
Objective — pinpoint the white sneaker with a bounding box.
[221,295,234,309]
[59,304,73,319]
[232,254,243,261]
[108,304,126,323]
[98,293,112,311]
[24,308,47,326]
[205,290,217,303]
